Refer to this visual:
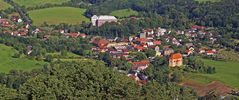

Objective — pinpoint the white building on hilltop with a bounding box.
[91,15,117,27]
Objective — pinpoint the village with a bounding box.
[1,11,239,99]
[1,15,219,85]
[1,0,239,99]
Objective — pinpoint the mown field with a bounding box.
[0,44,46,73]
[0,0,11,10]
[195,0,221,2]
[184,58,239,89]
[28,7,90,26]
[13,0,69,8]
[110,9,138,18]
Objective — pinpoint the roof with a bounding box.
[207,50,216,54]
[136,38,147,43]
[98,39,109,48]
[0,18,8,23]
[153,40,161,45]
[132,59,150,65]
[143,28,153,32]
[134,45,144,51]
[192,25,205,29]
[170,53,182,59]
[67,32,79,38]
[98,15,117,20]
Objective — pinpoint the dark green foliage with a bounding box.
[0,59,197,99]
[185,56,216,74]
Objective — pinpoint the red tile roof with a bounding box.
[134,45,145,51]
[136,38,147,43]
[192,25,205,30]
[153,40,161,45]
[143,28,153,33]
[98,39,109,49]
[132,59,150,65]
[206,50,216,54]
[170,53,182,59]
[67,32,79,38]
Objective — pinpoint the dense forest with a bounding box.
[0,59,197,99]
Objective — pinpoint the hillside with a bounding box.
[28,7,90,26]
[13,0,69,8]
[110,9,138,18]
[0,0,11,10]
[0,44,46,73]
[184,58,239,89]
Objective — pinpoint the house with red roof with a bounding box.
[132,59,150,71]
[0,18,12,27]
[143,28,154,35]
[169,53,183,67]
[192,25,206,30]
[66,32,80,38]
[97,39,109,49]
[153,40,161,45]
[134,45,145,51]
[206,49,216,55]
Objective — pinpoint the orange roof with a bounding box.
[136,38,147,43]
[143,28,153,32]
[98,39,109,48]
[132,59,150,65]
[134,45,144,51]
[207,50,215,53]
[67,32,79,38]
[170,53,182,59]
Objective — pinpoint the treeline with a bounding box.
[0,59,197,99]
[0,34,92,59]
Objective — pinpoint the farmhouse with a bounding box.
[91,15,117,27]
[169,53,183,67]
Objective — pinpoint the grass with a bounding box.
[46,52,87,62]
[28,7,90,26]
[13,0,69,8]
[0,44,46,73]
[194,0,221,3]
[0,0,11,10]
[217,49,239,62]
[110,9,138,18]
[185,58,239,89]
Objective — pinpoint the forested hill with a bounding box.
[74,0,239,48]
[0,59,196,99]
[82,0,239,29]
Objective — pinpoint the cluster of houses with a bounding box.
[89,25,219,85]
[0,16,29,37]
[1,14,219,85]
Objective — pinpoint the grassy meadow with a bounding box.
[0,0,11,10]
[110,9,138,18]
[184,58,239,89]
[0,44,46,73]
[28,7,90,26]
[13,0,69,8]
[195,0,221,2]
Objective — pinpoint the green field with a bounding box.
[13,0,69,8]
[0,0,11,10]
[0,44,46,73]
[110,9,138,18]
[185,58,239,89]
[195,0,221,2]
[28,7,90,26]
